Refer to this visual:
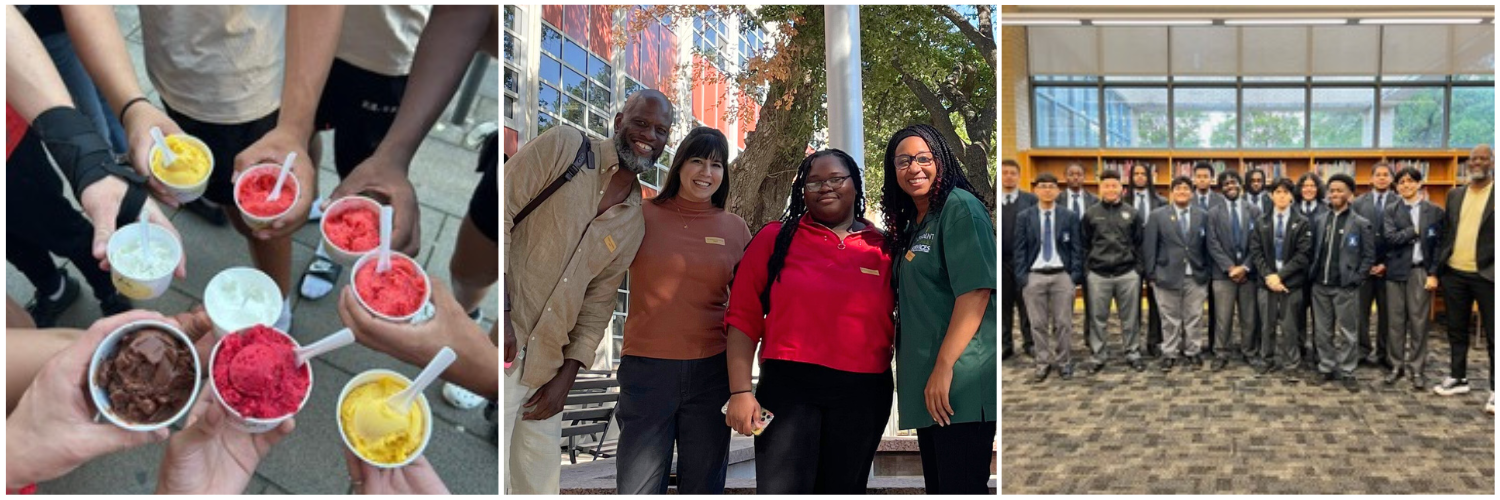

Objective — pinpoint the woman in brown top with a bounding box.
[614,127,751,494]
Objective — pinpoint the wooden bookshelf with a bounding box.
[1016,149,1477,316]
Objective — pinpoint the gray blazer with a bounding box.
[1353,190,1400,261]
[1310,209,1376,288]
[1206,198,1263,279]
[1143,204,1211,290]
[1382,199,1445,281]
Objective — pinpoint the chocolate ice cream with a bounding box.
[96,328,196,424]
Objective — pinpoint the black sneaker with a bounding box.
[1030,366,1050,384]
[1002,350,1016,361]
[25,274,81,328]
[1253,362,1270,375]
[1160,358,1176,373]
[1211,358,1228,372]
[1059,364,1075,380]
[1130,359,1146,373]
[1411,374,1427,391]
[1317,372,1337,386]
[184,198,229,226]
[1086,361,1106,375]
[98,293,133,316]
[1383,369,1403,386]
[1433,377,1471,396]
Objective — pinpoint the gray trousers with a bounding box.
[1086,271,1142,363]
[1312,284,1361,376]
[1024,272,1076,370]
[1258,286,1305,368]
[1212,279,1259,360]
[1155,281,1208,359]
[1385,268,1432,376]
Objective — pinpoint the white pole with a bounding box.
[824,5,864,166]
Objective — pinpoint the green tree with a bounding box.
[1450,87,1495,148]
[1242,111,1303,148]
[1392,89,1443,147]
[1311,110,1366,148]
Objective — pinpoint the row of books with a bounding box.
[1065,159,1449,181]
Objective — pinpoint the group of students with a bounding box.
[505,90,998,494]
[1001,145,1494,416]
[6,5,502,493]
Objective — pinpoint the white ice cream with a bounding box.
[204,274,281,332]
[111,238,175,278]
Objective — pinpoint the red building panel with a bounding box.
[542,5,563,30]
[624,8,640,79]
[642,21,661,89]
[563,5,588,43]
[504,127,519,157]
[588,6,613,60]
[658,28,677,94]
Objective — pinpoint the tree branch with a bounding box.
[931,5,995,70]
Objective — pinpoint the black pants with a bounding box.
[1143,281,1164,356]
[1358,276,1390,361]
[1001,268,1031,354]
[313,57,408,177]
[916,420,995,494]
[1442,269,1494,390]
[614,353,731,494]
[5,131,115,302]
[754,360,892,494]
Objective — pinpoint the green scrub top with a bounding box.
[895,188,998,430]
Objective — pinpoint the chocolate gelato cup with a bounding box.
[87,320,201,432]
[208,326,314,434]
[233,164,301,231]
[350,252,434,324]
[149,133,213,204]
[336,369,433,469]
[320,196,383,267]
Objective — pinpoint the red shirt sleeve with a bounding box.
[725,222,780,343]
[7,105,28,159]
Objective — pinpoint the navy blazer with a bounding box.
[1249,208,1316,290]
[1011,205,1084,287]
[1309,208,1376,288]
[1436,183,1495,281]
[1353,190,1400,262]
[1060,189,1099,226]
[1205,197,1263,279]
[1143,204,1210,290]
[1382,199,1445,281]
[1125,189,1167,222]
[1244,191,1274,216]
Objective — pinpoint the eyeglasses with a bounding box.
[895,152,935,171]
[804,175,850,192]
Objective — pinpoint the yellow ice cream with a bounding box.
[151,135,210,186]
[340,376,426,465]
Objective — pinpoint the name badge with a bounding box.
[604,235,617,253]
[905,250,916,262]
[1062,232,1071,243]
[1347,233,1359,246]
[861,267,881,276]
[705,236,726,245]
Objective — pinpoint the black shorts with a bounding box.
[313,58,408,178]
[467,132,498,243]
[161,101,279,206]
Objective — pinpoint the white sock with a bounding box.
[299,243,338,299]
[275,297,293,331]
[46,274,67,301]
[308,196,328,220]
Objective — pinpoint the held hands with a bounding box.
[233,127,318,240]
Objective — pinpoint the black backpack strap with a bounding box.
[512,129,594,231]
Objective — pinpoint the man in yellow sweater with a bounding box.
[1432,144,1494,416]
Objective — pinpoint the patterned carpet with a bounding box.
[1001,311,1495,494]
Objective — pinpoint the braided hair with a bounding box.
[759,149,866,314]
[880,124,978,257]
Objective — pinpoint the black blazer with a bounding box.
[1206,198,1263,279]
[1436,183,1495,282]
[1060,189,1099,225]
[1249,209,1315,289]
[1353,190,1400,262]
[1382,199,1445,281]
[1124,189,1167,221]
[1244,191,1274,216]
[1000,190,1039,269]
[1310,209,1376,288]
[1143,204,1210,290]
[1011,205,1084,287]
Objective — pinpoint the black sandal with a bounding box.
[298,256,342,300]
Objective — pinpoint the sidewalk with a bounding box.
[5,7,499,494]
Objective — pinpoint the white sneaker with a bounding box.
[1433,377,1471,396]
[442,382,486,409]
[1487,393,1495,415]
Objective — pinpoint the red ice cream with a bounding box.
[212,325,310,419]
[236,168,297,218]
[355,256,428,318]
[325,205,380,252]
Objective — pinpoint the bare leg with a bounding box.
[449,215,498,314]
[224,207,295,296]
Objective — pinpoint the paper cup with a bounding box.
[88,320,201,432]
[336,370,433,468]
[204,267,283,339]
[149,134,213,204]
[106,221,182,300]
[350,252,433,323]
[234,164,301,231]
[320,196,383,266]
[208,326,314,433]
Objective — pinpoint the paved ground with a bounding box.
[6,7,498,494]
[1001,308,1495,494]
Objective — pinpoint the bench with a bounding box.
[561,374,619,464]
